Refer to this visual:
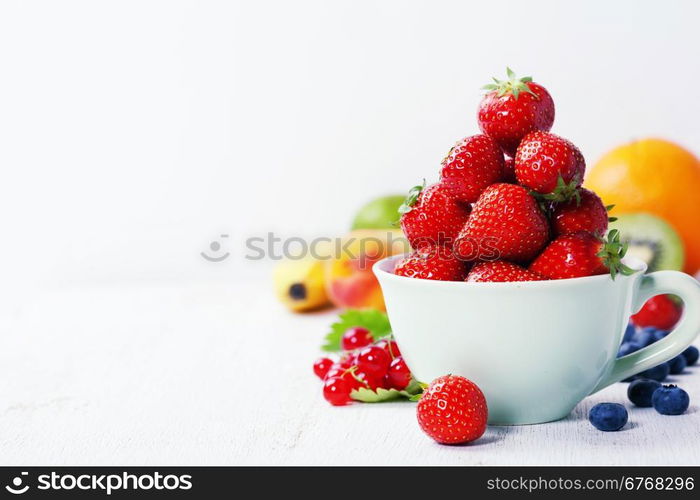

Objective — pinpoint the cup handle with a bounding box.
[590,270,700,394]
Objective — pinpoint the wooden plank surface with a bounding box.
[0,282,697,465]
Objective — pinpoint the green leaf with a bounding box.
[506,67,515,79]
[350,379,423,403]
[322,309,392,352]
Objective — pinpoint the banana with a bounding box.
[273,241,333,312]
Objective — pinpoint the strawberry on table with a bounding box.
[399,182,471,249]
[478,67,555,156]
[466,260,544,283]
[552,187,610,237]
[439,134,504,204]
[514,131,585,199]
[529,230,634,280]
[416,375,488,445]
[455,183,549,263]
[394,246,468,281]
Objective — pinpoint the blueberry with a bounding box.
[633,328,655,347]
[652,385,690,415]
[622,323,636,343]
[617,341,643,358]
[651,329,669,342]
[627,378,661,407]
[668,354,687,375]
[638,362,670,382]
[682,345,699,366]
[589,403,628,431]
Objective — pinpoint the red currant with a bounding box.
[339,353,356,368]
[356,345,391,378]
[375,339,401,359]
[386,356,411,390]
[313,357,333,380]
[323,377,353,406]
[353,369,382,391]
[324,363,346,380]
[341,326,373,351]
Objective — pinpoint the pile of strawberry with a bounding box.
[396,68,631,282]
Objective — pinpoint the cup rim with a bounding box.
[373,254,647,288]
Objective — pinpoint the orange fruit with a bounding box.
[585,138,700,274]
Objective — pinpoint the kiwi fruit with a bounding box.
[609,213,684,272]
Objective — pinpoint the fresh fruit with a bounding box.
[668,354,687,375]
[325,229,409,311]
[632,328,655,347]
[313,357,333,380]
[416,375,488,445]
[322,309,392,352]
[588,403,628,431]
[631,294,683,330]
[514,131,585,198]
[465,260,543,283]
[638,362,670,382]
[341,326,373,351]
[478,67,555,156]
[652,385,689,415]
[618,341,643,358]
[627,379,661,407]
[585,138,700,274]
[386,357,412,390]
[399,183,471,249]
[323,377,353,406]
[439,134,505,203]
[375,338,401,359]
[455,183,549,262]
[683,345,699,366]
[353,369,383,391]
[623,323,636,343]
[552,188,609,237]
[609,213,684,272]
[502,156,516,183]
[356,345,391,378]
[273,254,331,312]
[352,195,406,230]
[529,230,632,280]
[394,246,468,281]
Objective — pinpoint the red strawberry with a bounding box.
[631,294,683,330]
[552,188,609,237]
[477,68,555,156]
[502,155,516,183]
[455,183,549,262]
[515,131,585,198]
[529,230,634,280]
[394,246,467,281]
[466,260,544,283]
[416,375,488,445]
[399,183,471,249]
[439,134,504,203]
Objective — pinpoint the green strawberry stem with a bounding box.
[398,179,426,215]
[598,229,635,279]
[482,67,538,99]
[538,175,581,204]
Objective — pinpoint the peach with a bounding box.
[325,229,409,310]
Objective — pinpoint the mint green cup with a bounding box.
[374,256,700,425]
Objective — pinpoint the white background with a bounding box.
[1,0,699,466]
[0,0,698,289]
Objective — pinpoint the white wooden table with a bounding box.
[1,281,698,465]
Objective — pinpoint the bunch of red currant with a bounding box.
[313,326,413,406]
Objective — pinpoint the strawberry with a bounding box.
[514,131,585,198]
[416,375,488,445]
[502,155,516,183]
[631,294,683,330]
[466,260,544,283]
[478,67,555,156]
[394,246,468,281]
[439,134,504,203]
[552,188,610,237]
[455,183,549,262]
[399,182,470,249]
[529,230,634,280]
